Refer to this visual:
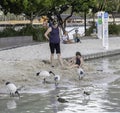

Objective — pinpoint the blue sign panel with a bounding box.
[104,12,108,18]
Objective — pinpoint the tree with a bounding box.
[45,0,97,33]
[0,0,49,23]
[105,0,120,24]
[0,0,97,34]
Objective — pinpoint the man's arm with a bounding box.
[59,27,62,39]
[44,27,52,40]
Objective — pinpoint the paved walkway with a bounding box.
[0,37,120,60]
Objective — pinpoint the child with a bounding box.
[68,51,83,68]
[62,31,74,44]
[73,29,81,43]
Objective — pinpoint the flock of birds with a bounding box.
[5,67,90,103]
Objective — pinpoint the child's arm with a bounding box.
[80,57,84,67]
[69,56,76,63]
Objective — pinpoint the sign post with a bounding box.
[97,11,109,50]
[102,12,109,50]
[97,11,103,39]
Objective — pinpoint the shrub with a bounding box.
[86,25,95,36]
[0,27,18,37]
[86,24,120,36]
[109,24,119,35]
[0,24,47,42]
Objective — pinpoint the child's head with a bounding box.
[75,29,78,33]
[76,51,81,57]
[63,31,68,35]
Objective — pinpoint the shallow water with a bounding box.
[0,55,120,113]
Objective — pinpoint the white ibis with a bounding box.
[36,70,53,83]
[5,82,20,97]
[77,68,84,80]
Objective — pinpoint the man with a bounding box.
[44,20,63,67]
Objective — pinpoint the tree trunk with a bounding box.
[92,13,95,27]
[84,11,87,36]
[112,13,115,24]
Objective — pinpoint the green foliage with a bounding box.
[85,24,120,36]
[0,0,48,20]
[86,25,95,36]
[0,25,47,42]
[0,27,18,37]
[105,0,120,13]
[29,26,47,41]
[19,25,33,36]
[109,24,120,35]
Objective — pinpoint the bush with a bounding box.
[32,26,47,41]
[86,24,120,36]
[0,27,18,37]
[19,25,47,41]
[109,24,120,35]
[0,25,47,42]
[86,25,96,36]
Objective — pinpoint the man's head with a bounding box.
[52,20,58,26]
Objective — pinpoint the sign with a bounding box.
[102,12,109,50]
[97,12,103,39]
[97,11,109,50]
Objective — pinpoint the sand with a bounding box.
[0,43,119,94]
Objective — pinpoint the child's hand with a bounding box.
[69,59,73,63]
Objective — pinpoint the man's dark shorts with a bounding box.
[49,43,61,54]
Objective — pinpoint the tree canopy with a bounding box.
[0,0,119,31]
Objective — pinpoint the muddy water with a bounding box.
[0,55,120,113]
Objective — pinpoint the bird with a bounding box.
[49,71,61,86]
[83,91,90,96]
[54,74,60,86]
[36,70,53,83]
[83,91,91,99]
[5,82,20,97]
[77,68,85,80]
[57,96,68,103]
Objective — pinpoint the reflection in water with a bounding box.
[102,78,120,112]
[0,55,120,113]
[7,100,17,109]
[81,98,90,106]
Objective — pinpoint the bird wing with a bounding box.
[40,71,50,77]
[7,84,17,93]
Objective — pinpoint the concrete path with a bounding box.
[61,37,120,60]
[0,37,120,60]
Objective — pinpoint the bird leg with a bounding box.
[43,78,46,84]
